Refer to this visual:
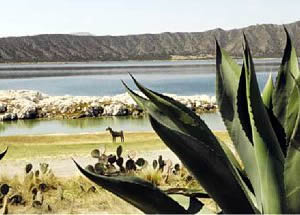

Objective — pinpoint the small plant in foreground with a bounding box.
[0,148,7,213]
[75,27,300,214]
[87,145,184,184]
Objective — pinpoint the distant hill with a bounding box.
[0,21,300,62]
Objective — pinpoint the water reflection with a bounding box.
[59,116,152,130]
[0,119,42,133]
[0,113,225,136]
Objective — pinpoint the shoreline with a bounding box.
[0,57,281,65]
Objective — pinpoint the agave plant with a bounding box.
[74,28,300,214]
[0,148,7,161]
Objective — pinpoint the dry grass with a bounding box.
[0,132,166,159]
[0,131,230,160]
[137,167,165,186]
[0,164,204,214]
[0,173,141,214]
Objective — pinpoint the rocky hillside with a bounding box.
[1,21,300,62]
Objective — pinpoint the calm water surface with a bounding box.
[0,113,225,136]
[0,59,279,96]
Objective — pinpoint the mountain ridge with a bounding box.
[0,21,300,63]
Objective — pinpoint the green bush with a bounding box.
[75,28,300,214]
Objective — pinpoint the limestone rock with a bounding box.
[103,103,128,116]
[17,105,37,119]
[0,113,17,121]
[0,103,7,113]
[0,90,217,121]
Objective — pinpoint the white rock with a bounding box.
[103,103,127,116]
[0,90,217,120]
[17,105,37,119]
[0,113,17,121]
[0,103,7,113]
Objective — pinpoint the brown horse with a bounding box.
[106,127,124,142]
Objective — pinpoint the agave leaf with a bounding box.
[124,77,257,213]
[216,41,262,209]
[129,74,225,156]
[219,141,254,193]
[125,79,250,191]
[122,80,179,132]
[241,36,285,213]
[73,160,188,214]
[149,116,256,214]
[219,141,243,173]
[273,27,300,145]
[163,188,210,199]
[262,73,274,108]
[122,81,147,109]
[262,74,287,154]
[187,197,204,214]
[284,74,300,213]
[125,79,248,181]
[0,148,8,161]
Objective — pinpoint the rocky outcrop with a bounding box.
[0,90,217,121]
[1,21,300,63]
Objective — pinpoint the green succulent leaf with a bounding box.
[0,147,8,161]
[187,197,204,214]
[122,80,179,132]
[273,27,300,145]
[74,160,188,214]
[216,40,262,209]
[284,74,300,213]
[129,74,225,156]
[163,188,210,199]
[218,141,243,173]
[125,78,247,185]
[262,74,274,109]
[149,115,256,214]
[262,74,286,154]
[219,141,254,193]
[241,36,285,214]
[124,76,257,213]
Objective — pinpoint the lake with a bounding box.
[0,113,225,136]
[0,59,281,135]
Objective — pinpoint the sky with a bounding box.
[1,0,300,37]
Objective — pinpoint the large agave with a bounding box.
[0,148,7,161]
[75,28,300,214]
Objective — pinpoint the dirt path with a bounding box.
[0,149,180,178]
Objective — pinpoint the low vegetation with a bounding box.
[0,145,206,214]
[0,165,142,214]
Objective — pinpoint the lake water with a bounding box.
[0,113,225,136]
[0,59,281,135]
[0,59,280,96]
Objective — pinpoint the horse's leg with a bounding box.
[120,131,124,142]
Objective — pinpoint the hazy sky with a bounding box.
[1,0,299,37]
